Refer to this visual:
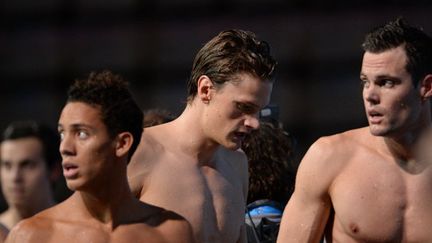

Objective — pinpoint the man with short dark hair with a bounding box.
[277,18,432,243]
[5,71,194,243]
[0,121,60,235]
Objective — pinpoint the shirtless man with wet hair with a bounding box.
[5,71,194,243]
[128,29,277,243]
[277,18,432,243]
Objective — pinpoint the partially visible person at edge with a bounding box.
[242,115,297,243]
[143,109,176,128]
[128,29,277,243]
[277,17,432,243]
[5,71,194,243]
[0,121,61,241]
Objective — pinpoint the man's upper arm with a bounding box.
[277,137,338,243]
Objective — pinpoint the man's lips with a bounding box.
[367,110,383,124]
[8,187,25,195]
[62,162,79,179]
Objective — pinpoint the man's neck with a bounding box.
[75,169,137,227]
[382,122,432,173]
[172,107,221,166]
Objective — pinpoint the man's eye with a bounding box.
[58,131,64,141]
[383,80,395,88]
[236,103,255,114]
[78,131,89,139]
[1,162,11,170]
[360,80,369,88]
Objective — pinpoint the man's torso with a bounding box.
[327,128,432,242]
[129,127,247,243]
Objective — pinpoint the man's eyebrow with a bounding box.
[239,101,260,108]
[57,123,94,130]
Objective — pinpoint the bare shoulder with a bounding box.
[295,127,371,192]
[306,127,370,164]
[5,209,56,243]
[128,125,165,197]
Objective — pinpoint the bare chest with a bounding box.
[330,158,432,242]
[36,223,167,243]
[141,156,246,243]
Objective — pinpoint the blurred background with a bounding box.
[1,1,432,205]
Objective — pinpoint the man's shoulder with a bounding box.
[314,127,370,151]
[6,211,55,243]
[128,126,164,176]
[299,127,371,173]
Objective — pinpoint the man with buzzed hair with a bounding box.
[5,71,194,243]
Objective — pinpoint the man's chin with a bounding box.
[223,141,242,151]
[369,124,388,136]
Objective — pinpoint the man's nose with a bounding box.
[11,167,23,183]
[244,115,260,130]
[363,84,380,105]
[59,133,75,156]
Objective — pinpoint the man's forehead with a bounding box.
[59,102,102,126]
[0,138,44,160]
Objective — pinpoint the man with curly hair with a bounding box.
[242,121,296,243]
[5,71,194,243]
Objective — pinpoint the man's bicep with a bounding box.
[277,139,334,242]
[277,188,331,243]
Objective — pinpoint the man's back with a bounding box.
[5,193,193,243]
[128,123,248,243]
[279,127,432,242]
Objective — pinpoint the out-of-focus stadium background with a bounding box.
[1,0,431,205]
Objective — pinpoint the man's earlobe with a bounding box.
[197,75,213,103]
[420,74,432,100]
[116,132,133,158]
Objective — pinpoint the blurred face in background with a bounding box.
[0,137,52,208]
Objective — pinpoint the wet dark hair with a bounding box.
[187,29,277,102]
[67,70,143,162]
[362,17,432,86]
[2,121,61,170]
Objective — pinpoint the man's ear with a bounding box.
[115,132,133,158]
[420,74,432,99]
[197,75,214,104]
